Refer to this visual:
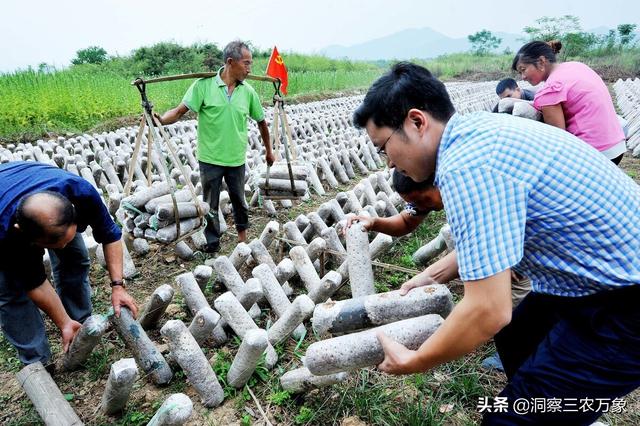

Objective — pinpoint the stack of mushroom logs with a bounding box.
[613,77,640,157]
[16,168,455,423]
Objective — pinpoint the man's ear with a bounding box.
[407,109,428,135]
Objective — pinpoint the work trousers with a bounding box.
[0,233,92,364]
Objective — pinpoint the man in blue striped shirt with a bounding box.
[353,62,640,424]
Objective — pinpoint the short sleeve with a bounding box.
[70,180,121,245]
[533,81,567,110]
[439,167,528,281]
[248,89,265,122]
[182,80,204,113]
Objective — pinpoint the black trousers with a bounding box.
[199,161,248,248]
[483,285,640,425]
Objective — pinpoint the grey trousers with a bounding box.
[199,161,249,248]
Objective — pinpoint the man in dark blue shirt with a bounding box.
[0,161,138,365]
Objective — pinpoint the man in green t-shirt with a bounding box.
[158,40,275,252]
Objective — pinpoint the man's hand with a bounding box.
[111,287,138,318]
[377,331,418,375]
[343,215,375,235]
[399,272,437,295]
[152,112,164,126]
[61,319,82,353]
[265,150,275,166]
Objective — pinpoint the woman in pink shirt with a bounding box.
[512,41,626,164]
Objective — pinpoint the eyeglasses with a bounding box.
[377,128,398,158]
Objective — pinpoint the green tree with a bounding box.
[468,30,502,55]
[562,32,598,57]
[71,46,108,65]
[523,15,581,41]
[618,24,637,46]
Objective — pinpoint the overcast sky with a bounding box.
[1,0,637,72]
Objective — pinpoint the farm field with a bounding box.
[1,82,639,425]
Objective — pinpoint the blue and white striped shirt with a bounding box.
[435,112,640,297]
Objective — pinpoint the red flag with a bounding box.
[266,46,288,95]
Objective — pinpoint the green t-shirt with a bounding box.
[182,72,265,166]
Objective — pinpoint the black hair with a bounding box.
[353,62,455,130]
[511,40,562,71]
[496,78,518,95]
[392,169,435,194]
[15,191,76,241]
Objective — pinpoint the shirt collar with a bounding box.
[434,112,461,186]
[215,67,244,87]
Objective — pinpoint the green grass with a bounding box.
[0,56,382,142]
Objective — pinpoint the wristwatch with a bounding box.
[110,279,126,289]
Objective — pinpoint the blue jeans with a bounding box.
[0,233,92,365]
[483,285,640,425]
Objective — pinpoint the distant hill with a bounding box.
[320,26,638,60]
[320,27,524,60]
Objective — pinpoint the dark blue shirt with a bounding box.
[0,161,121,290]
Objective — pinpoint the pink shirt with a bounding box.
[533,62,624,152]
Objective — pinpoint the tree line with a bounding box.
[468,15,636,56]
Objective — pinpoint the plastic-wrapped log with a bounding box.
[340,149,356,179]
[213,256,262,309]
[144,188,194,214]
[227,329,269,388]
[289,246,321,292]
[111,307,172,385]
[258,178,307,193]
[139,284,174,330]
[346,222,375,298]
[63,314,110,370]
[100,358,138,415]
[248,240,277,271]
[16,362,84,426]
[320,227,346,263]
[281,367,349,393]
[308,271,343,303]
[229,242,252,269]
[174,241,194,260]
[306,163,325,195]
[252,263,306,339]
[349,149,369,175]
[176,272,209,316]
[283,221,307,247]
[338,232,393,281]
[268,295,315,345]
[213,292,278,369]
[259,220,279,248]
[317,157,339,188]
[263,199,277,216]
[312,285,453,335]
[188,307,221,346]
[259,164,309,180]
[121,182,171,209]
[193,265,213,290]
[147,393,193,426]
[161,320,224,407]
[412,229,447,266]
[305,314,443,375]
[156,201,209,221]
[156,217,202,244]
[132,238,150,255]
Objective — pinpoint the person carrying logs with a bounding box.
[156,40,275,253]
